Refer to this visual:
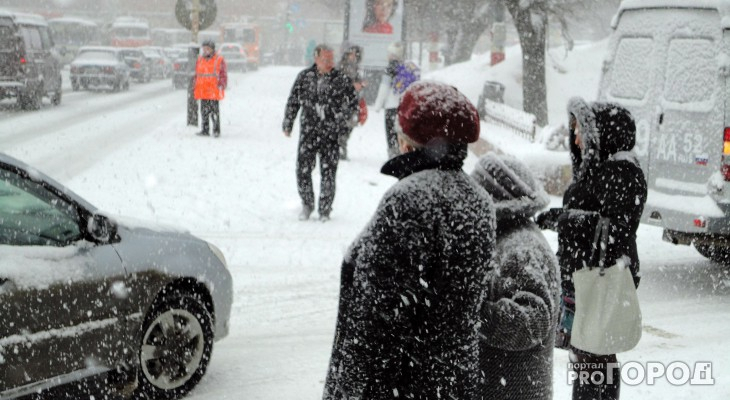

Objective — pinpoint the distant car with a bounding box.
[117,48,152,83]
[69,47,130,92]
[0,11,63,110]
[218,43,248,72]
[141,46,171,79]
[0,152,233,399]
[171,43,199,90]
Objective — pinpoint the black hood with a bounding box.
[567,97,637,180]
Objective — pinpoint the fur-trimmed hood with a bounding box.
[567,97,639,181]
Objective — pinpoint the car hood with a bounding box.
[71,60,120,68]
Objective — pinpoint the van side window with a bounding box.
[609,38,653,100]
[20,26,43,50]
[663,38,715,104]
[39,27,53,50]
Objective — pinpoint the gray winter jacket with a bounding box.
[323,145,496,400]
[471,153,560,400]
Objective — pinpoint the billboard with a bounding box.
[345,0,405,68]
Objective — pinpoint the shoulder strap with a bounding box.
[590,217,610,275]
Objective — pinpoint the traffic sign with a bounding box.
[176,0,218,31]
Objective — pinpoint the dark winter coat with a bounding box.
[323,144,496,400]
[551,98,647,293]
[282,65,358,145]
[338,43,363,84]
[471,153,560,400]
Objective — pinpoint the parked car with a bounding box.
[0,11,63,110]
[218,42,248,72]
[598,0,730,263]
[69,47,130,92]
[117,48,152,83]
[0,152,233,399]
[171,43,199,90]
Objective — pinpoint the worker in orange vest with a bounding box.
[194,40,227,137]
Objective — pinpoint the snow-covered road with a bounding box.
[0,63,728,399]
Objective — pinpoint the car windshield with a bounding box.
[221,49,243,59]
[76,51,115,61]
[120,50,141,58]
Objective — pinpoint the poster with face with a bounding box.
[347,0,404,68]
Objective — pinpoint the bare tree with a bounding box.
[504,0,549,125]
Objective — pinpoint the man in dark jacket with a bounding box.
[282,44,358,221]
[471,153,559,400]
[536,97,647,400]
[322,81,495,400]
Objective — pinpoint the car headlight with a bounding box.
[207,242,228,268]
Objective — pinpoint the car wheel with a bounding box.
[51,89,62,106]
[134,296,213,400]
[695,243,730,264]
[19,86,42,111]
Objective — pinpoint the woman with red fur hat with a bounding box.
[322,81,496,400]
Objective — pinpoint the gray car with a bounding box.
[0,153,233,399]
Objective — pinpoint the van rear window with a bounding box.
[0,25,15,50]
[663,38,716,104]
[609,37,653,100]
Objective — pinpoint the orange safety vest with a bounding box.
[194,55,224,101]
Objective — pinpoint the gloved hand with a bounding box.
[535,207,564,231]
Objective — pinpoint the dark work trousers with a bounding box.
[385,108,399,158]
[297,137,340,217]
[200,99,220,135]
[570,349,620,400]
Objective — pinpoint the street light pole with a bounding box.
[192,0,200,43]
[187,0,201,126]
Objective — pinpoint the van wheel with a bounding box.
[695,243,730,264]
[133,296,213,400]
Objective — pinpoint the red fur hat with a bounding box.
[397,81,480,146]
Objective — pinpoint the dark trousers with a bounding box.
[201,99,220,135]
[570,349,620,400]
[385,108,399,158]
[338,126,354,159]
[297,138,340,216]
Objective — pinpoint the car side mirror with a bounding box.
[88,213,118,243]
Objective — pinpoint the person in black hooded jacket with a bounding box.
[536,97,647,400]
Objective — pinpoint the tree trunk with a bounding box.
[506,2,548,126]
[440,0,491,66]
